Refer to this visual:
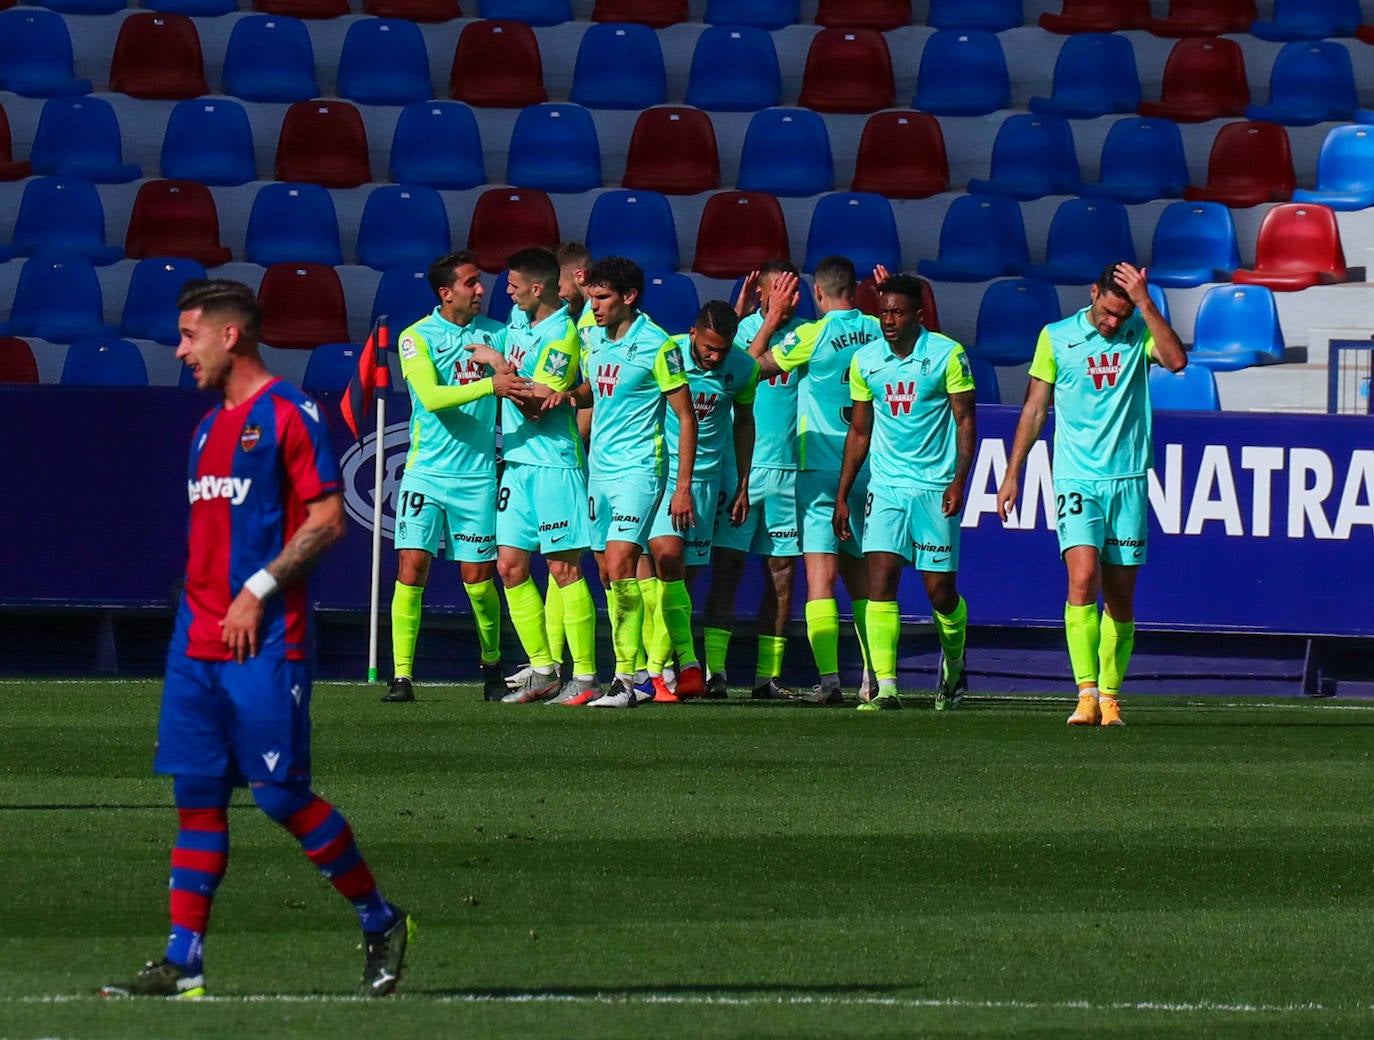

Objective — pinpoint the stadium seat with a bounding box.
[161,99,256,186]
[1359,24,1374,44]
[0,337,39,383]
[591,0,686,27]
[35,0,124,12]
[1137,37,1249,123]
[1021,198,1135,285]
[336,18,433,105]
[1244,42,1357,127]
[802,193,900,275]
[569,22,666,110]
[1028,33,1140,120]
[477,0,572,26]
[798,29,895,114]
[1147,201,1241,288]
[255,0,350,15]
[257,263,350,350]
[145,0,238,14]
[0,102,31,180]
[1149,364,1219,410]
[969,278,1061,366]
[7,255,116,342]
[372,265,437,331]
[1187,283,1284,372]
[389,101,485,190]
[244,183,343,266]
[685,26,781,112]
[505,104,601,192]
[1145,0,1254,36]
[29,98,140,184]
[967,113,1080,200]
[120,257,209,345]
[850,110,948,199]
[1231,203,1346,291]
[1184,121,1295,209]
[912,30,1010,117]
[449,20,546,108]
[486,270,515,323]
[1147,282,1171,324]
[108,12,207,100]
[222,15,319,103]
[124,180,233,267]
[968,355,1000,404]
[917,194,1028,283]
[274,101,372,189]
[363,0,461,19]
[0,8,91,97]
[302,342,363,392]
[356,186,451,270]
[928,0,1022,31]
[853,275,939,330]
[467,187,560,273]
[815,0,909,30]
[1038,0,1149,33]
[639,272,700,336]
[1292,126,1374,211]
[703,0,798,29]
[1250,0,1360,41]
[584,190,679,273]
[1079,117,1189,204]
[621,106,720,195]
[60,337,148,386]
[0,177,123,264]
[692,191,790,279]
[737,108,834,197]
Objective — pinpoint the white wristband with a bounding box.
[243,569,279,600]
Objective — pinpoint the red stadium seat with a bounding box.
[816,0,910,30]
[124,179,232,267]
[621,106,719,195]
[1184,121,1294,209]
[254,0,350,16]
[591,0,686,27]
[1232,203,1346,291]
[274,101,371,189]
[108,13,207,101]
[1147,0,1255,37]
[466,187,560,274]
[798,28,895,114]
[1137,37,1249,123]
[363,0,460,19]
[0,101,33,181]
[257,263,350,350]
[1038,0,1149,33]
[449,20,546,108]
[854,275,941,332]
[692,191,790,279]
[1359,24,1374,44]
[0,337,39,383]
[851,110,948,199]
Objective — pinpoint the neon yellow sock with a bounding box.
[544,578,566,667]
[609,578,643,677]
[704,627,731,676]
[755,634,786,685]
[638,576,659,672]
[805,599,840,676]
[389,581,423,679]
[659,579,698,666]
[864,599,900,682]
[1098,612,1135,698]
[851,598,873,673]
[464,579,502,665]
[1064,602,1101,689]
[934,595,968,678]
[505,578,553,669]
[559,578,598,679]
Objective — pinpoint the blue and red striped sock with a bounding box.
[166,775,231,972]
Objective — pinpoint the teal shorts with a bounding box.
[711,466,802,557]
[648,475,718,566]
[798,467,867,559]
[497,462,591,554]
[1054,476,1149,565]
[394,470,496,563]
[589,471,663,551]
[863,483,960,572]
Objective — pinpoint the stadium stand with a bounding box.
[336,18,433,105]
[257,262,350,350]
[389,101,486,190]
[1147,201,1242,288]
[302,342,364,392]
[911,29,1010,116]
[1078,117,1189,204]
[121,258,210,345]
[590,0,686,28]
[969,278,1062,366]
[1149,364,1221,410]
[160,99,257,186]
[254,0,351,16]
[736,108,834,198]
[1244,41,1358,127]
[466,187,560,273]
[355,186,451,270]
[1137,37,1249,123]
[1028,32,1141,120]
[0,7,92,97]
[221,14,319,103]
[798,28,895,114]
[363,0,461,20]
[6,255,116,342]
[124,180,233,268]
[0,103,32,181]
[108,12,208,101]
[584,189,680,273]
[850,110,948,199]
[966,113,1081,200]
[639,272,700,336]
[60,337,148,386]
[372,265,437,331]
[1145,0,1255,37]
[917,194,1029,282]
[927,0,1022,32]
[802,192,901,275]
[684,26,782,112]
[1188,283,1285,372]
[692,190,789,279]
[477,0,572,26]
[274,101,372,189]
[1249,0,1361,41]
[815,0,910,31]
[0,337,39,383]
[621,106,720,195]
[29,97,140,183]
[1184,121,1295,209]
[1020,198,1135,285]
[1231,203,1347,291]
[570,22,666,110]
[1038,0,1149,34]
[243,183,344,267]
[1292,126,1374,211]
[968,355,1000,404]
[703,0,798,30]
[505,103,601,191]
[0,177,123,264]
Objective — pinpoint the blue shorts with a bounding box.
[863,483,960,572]
[1054,476,1149,565]
[798,467,868,559]
[711,466,802,557]
[394,470,497,563]
[497,462,591,553]
[589,471,663,551]
[156,650,312,785]
[648,475,718,566]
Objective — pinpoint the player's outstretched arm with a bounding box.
[996,379,1052,523]
[834,398,873,542]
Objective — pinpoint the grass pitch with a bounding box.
[4,679,1374,1039]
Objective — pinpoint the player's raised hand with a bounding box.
[871,263,892,286]
[220,588,264,663]
[492,370,533,399]
[995,474,1019,524]
[1112,262,1151,308]
[735,270,760,317]
[764,271,799,322]
[669,486,696,532]
[833,499,852,542]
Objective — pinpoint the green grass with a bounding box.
[5,680,1374,1038]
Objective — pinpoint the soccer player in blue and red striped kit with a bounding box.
[102,280,412,999]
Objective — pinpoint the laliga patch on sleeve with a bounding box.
[399,335,418,361]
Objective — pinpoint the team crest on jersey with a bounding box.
[240,424,262,452]
[595,363,620,397]
[1087,352,1123,390]
[546,350,571,379]
[884,382,917,416]
[399,335,418,361]
[920,356,931,376]
[665,345,685,375]
[693,391,720,420]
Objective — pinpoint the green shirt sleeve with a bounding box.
[533,324,580,391]
[772,319,821,374]
[400,330,494,412]
[849,355,873,402]
[1027,327,1058,385]
[653,337,689,392]
[945,345,976,395]
[735,357,760,405]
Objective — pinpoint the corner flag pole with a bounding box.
[366,319,391,683]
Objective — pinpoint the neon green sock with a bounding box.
[559,578,598,679]
[934,595,968,678]
[1098,612,1136,699]
[545,578,566,667]
[637,576,659,672]
[609,578,644,677]
[505,578,553,669]
[464,579,502,665]
[389,581,423,679]
[805,599,840,677]
[1064,602,1101,689]
[755,634,786,686]
[851,598,873,673]
[704,627,731,677]
[659,579,698,666]
[864,599,900,682]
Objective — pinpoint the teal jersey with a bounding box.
[772,308,882,472]
[664,335,759,481]
[580,311,688,479]
[1028,306,1157,480]
[849,329,975,490]
[397,309,507,478]
[735,310,803,471]
[502,303,584,470]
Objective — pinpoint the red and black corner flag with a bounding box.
[341,320,390,443]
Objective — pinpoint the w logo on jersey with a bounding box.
[506,343,528,373]
[595,363,621,398]
[766,370,791,387]
[693,391,719,420]
[454,359,486,386]
[1087,352,1123,390]
[885,381,918,415]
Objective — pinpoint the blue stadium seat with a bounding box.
[684,25,782,112]
[912,30,1009,117]
[36,0,125,12]
[736,108,834,197]
[1147,201,1240,288]
[970,278,1062,366]
[244,183,343,267]
[60,337,148,386]
[1187,283,1284,372]
[1249,0,1360,41]
[505,104,602,192]
[703,0,799,28]
[356,185,451,270]
[486,270,514,323]
[372,265,437,332]
[222,15,319,103]
[145,0,240,13]
[0,177,123,264]
[390,101,485,190]
[570,22,666,110]
[1021,198,1135,285]
[802,193,900,275]
[927,0,1022,31]
[1292,125,1374,211]
[967,114,1080,200]
[121,257,208,345]
[584,190,679,273]
[1147,282,1171,324]
[1079,118,1189,204]
[0,8,92,97]
[1028,33,1140,120]
[639,272,701,335]
[302,342,364,393]
[1149,363,1219,410]
[477,0,574,25]
[968,355,1001,404]
[8,255,116,343]
[161,98,256,185]
[917,195,1028,282]
[29,97,140,183]
[336,18,433,105]
[1244,41,1357,127]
